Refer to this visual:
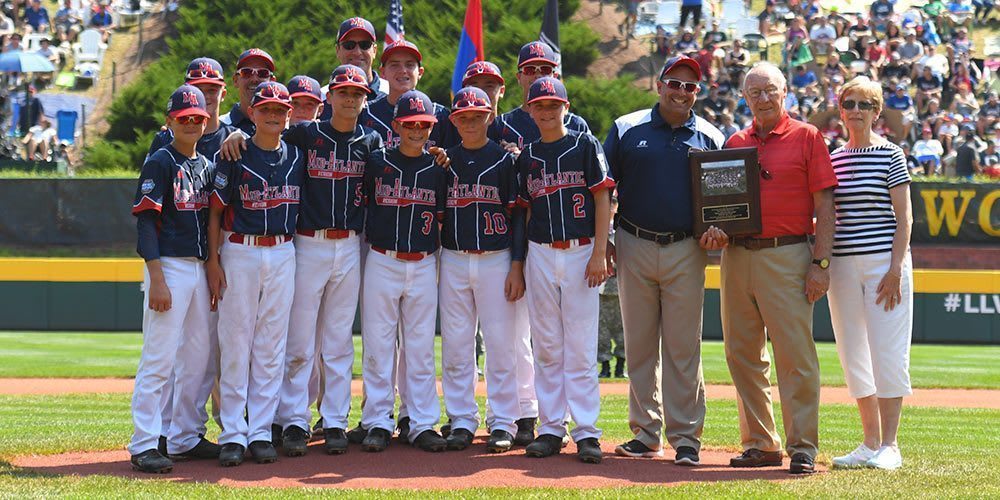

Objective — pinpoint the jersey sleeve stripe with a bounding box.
[210,191,228,208]
[588,177,616,192]
[131,196,162,215]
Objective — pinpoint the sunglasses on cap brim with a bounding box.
[236,67,274,79]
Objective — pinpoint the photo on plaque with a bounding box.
[689,147,762,236]
[700,159,748,197]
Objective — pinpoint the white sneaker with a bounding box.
[867,445,903,470]
[832,444,877,468]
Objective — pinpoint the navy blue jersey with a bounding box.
[145,124,240,164]
[360,94,457,150]
[516,131,615,243]
[489,106,591,150]
[219,102,255,136]
[283,120,383,233]
[132,144,214,259]
[211,141,305,236]
[362,148,448,253]
[443,141,525,257]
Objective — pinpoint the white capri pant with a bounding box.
[828,251,913,399]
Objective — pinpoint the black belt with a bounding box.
[617,217,691,246]
[730,235,808,250]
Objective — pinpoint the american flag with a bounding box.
[385,0,405,46]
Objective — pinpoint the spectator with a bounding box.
[920,98,945,133]
[54,0,85,44]
[822,52,849,89]
[897,30,924,68]
[791,64,819,94]
[34,37,59,68]
[870,0,894,30]
[977,91,1000,135]
[679,0,703,31]
[946,0,974,30]
[620,0,638,39]
[694,43,715,82]
[799,84,823,118]
[821,115,847,150]
[23,116,56,160]
[937,114,959,153]
[950,83,980,119]
[18,84,44,137]
[884,22,904,51]
[724,39,749,82]
[718,111,739,139]
[90,1,115,43]
[973,0,995,20]
[24,0,50,34]
[785,16,810,62]
[865,38,888,79]
[914,66,943,112]
[954,125,984,178]
[675,29,699,54]
[913,126,944,173]
[886,83,917,139]
[900,141,922,175]
[809,16,836,55]
[702,85,732,116]
[758,1,780,36]
[0,12,13,38]
[949,27,973,61]
[882,53,910,81]
[654,26,670,56]
[980,140,1000,168]
[702,19,726,46]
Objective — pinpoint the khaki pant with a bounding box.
[720,242,820,458]
[617,232,707,451]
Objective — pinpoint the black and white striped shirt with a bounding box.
[830,143,911,256]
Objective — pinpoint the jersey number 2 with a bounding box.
[572,193,586,218]
[482,213,508,235]
[420,211,434,235]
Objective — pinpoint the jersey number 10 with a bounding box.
[482,212,508,235]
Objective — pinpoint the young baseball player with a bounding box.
[287,75,324,125]
[439,87,527,452]
[129,85,219,473]
[516,77,614,464]
[358,89,448,453]
[462,61,505,117]
[207,82,304,467]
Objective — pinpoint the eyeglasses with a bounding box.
[186,69,221,80]
[340,40,374,51]
[745,87,782,100]
[236,67,273,79]
[660,78,699,93]
[520,65,555,76]
[398,121,433,129]
[841,100,875,111]
[175,115,207,125]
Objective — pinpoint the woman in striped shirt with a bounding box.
[827,76,914,471]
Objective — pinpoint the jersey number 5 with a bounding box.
[572,193,586,218]
[420,211,434,235]
[482,212,508,235]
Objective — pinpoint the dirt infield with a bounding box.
[3,378,998,409]
[11,436,814,490]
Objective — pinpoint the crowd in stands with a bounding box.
[646,0,1000,179]
[0,0,123,69]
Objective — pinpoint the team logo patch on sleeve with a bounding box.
[141,179,155,194]
[214,172,228,189]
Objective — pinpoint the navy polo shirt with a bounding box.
[603,104,725,233]
[211,141,305,236]
[220,102,255,136]
[363,148,448,253]
[360,94,457,150]
[146,124,240,164]
[489,106,591,150]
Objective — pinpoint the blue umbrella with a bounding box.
[0,50,56,73]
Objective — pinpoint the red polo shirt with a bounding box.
[725,113,837,238]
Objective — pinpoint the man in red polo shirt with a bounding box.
[720,62,837,475]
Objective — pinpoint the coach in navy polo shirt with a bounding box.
[602,56,726,467]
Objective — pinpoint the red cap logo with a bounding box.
[349,17,365,27]
[409,97,426,113]
[298,79,313,92]
[246,48,266,58]
[539,80,556,95]
[528,43,546,58]
[182,91,200,106]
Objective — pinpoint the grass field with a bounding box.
[2,332,999,389]
[0,393,998,497]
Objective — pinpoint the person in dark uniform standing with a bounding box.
[219,48,277,136]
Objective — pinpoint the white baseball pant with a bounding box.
[524,241,602,441]
[217,238,295,447]
[128,257,213,456]
[277,233,360,432]
[439,249,522,436]
[159,311,220,445]
[359,250,439,441]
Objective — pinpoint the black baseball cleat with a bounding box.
[270,423,283,448]
[218,443,245,467]
[171,438,221,460]
[614,356,626,378]
[446,428,474,451]
[311,418,324,441]
[324,427,349,455]
[346,423,367,444]
[486,430,514,453]
[396,416,411,442]
[513,417,536,446]
[282,425,309,457]
[441,421,452,439]
[249,440,278,464]
[576,438,603,464]
[789,452,816,474]
[362,427,391,452]
[525,434,563,458]
[599,360,611,378]
[674,446,700,466]
[131,449,173,473]
[413,429,448,452]
[730,448,783,468]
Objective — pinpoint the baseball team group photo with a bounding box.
[1,0,998,497]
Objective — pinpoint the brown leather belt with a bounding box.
[297,229,355,239]
[730,235,808,250]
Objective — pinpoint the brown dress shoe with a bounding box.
[730,448,783,467]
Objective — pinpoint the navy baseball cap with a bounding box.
[250,81,292,109]
[462,61,504,86]
[237,48,275,71]
[338,17,377,43]
[381,39,422,64]
[287,75,322,102]
[526,77,568,104]
[328,64,370,92]
[393,90,438,123]
[451,87,492,115]
[185,57,225,86]
[659,55,702,81]
[518,41,558,68]
[166,84,210,119]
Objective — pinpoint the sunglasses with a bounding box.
[236,67,273,79]
[186,69,221,80]
[453,96,490,111]
[175,115,207,125]
[398,121,433,130]
[520,65,555,76]
[330,71,368,86]
[340,40,374,51]
[661,78,700,93]
[841,100,875,111]
[254,85,290,102]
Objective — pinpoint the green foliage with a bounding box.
[565,76,654,140]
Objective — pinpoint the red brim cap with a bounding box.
[462,72,504,87]
[526,95,568,105]
[381,45,422,63]
[289,92,322,102]
[238,55,275,71]
[395,114,438,123]
[519,57,558,68]
[169,107,210,119]
[251,98,293,109]
[660,57,702,80]
[450,107,492,116]
[186,77,225,87]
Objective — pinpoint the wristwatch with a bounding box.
[812,257,830,269]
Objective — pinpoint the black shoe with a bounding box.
[675,446,700,466]
[446,428,474,451]
[270,423,283,448]
[441,420,452,439]
[362,427,391,452]
[599,360,611,378]
[486,430,514,453]
[413,429,447,452]
[577,437,603,464]
[248,440,278,464]
[396,416,411,442]
[614,439,664,458]
[789,452,816,474]
[346,423,367,444]
[514,417,536,446]
[157,435,167,456]
[525,434,563,458]
[219,443,245,467]
[171,438,221,460]
[730,448,783,468]
[282,425,309,457]
[614,356,626,378]
[311,418,324,441]
[324,427,349,455]
[130,449,173,473]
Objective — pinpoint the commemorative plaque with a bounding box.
[689,147,761,236]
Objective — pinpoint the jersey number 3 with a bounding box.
[420,211,434,235]
[482,212,508,235]
[572,193,586,218]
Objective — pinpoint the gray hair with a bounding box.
[742,62,786,90]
